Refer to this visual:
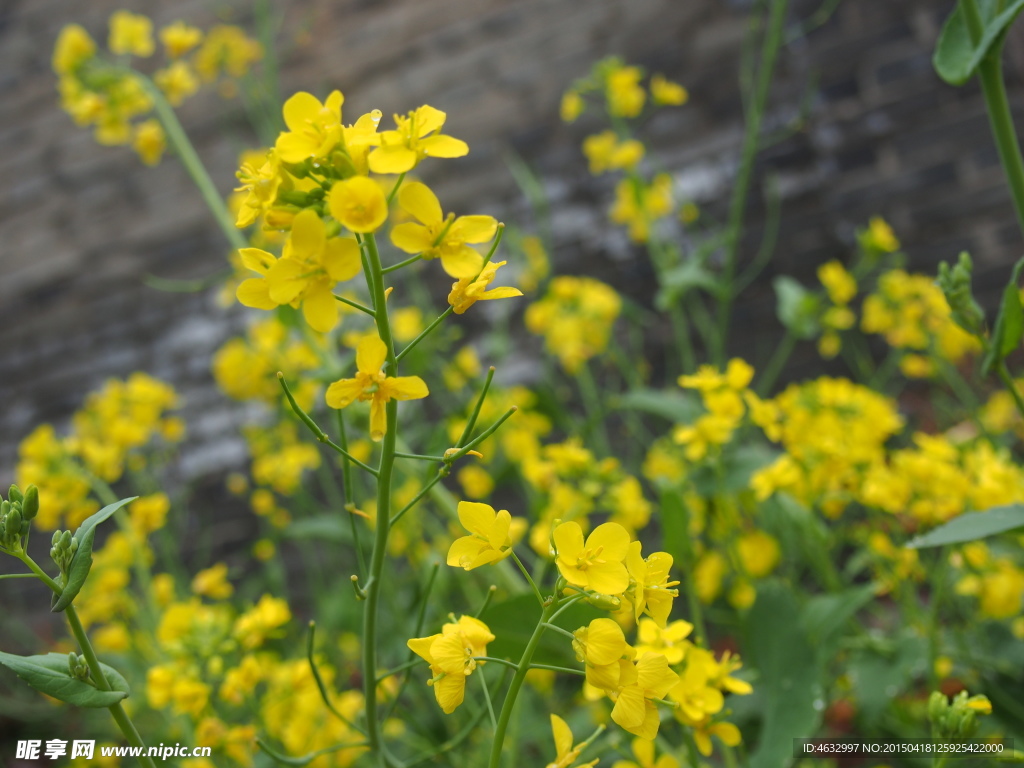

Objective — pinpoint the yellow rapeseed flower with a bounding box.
[368,105,468,174]
[546,714,599,768]
[650,74,688,106]
[448,260,523,314]
[159,21,202,58]
[447,501,516,570]
[329,175,389,233]
[109,11,154,57]
[553,520,631,595]
[53,25,96,75]
[407,616,494,714]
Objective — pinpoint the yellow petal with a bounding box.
[383,376,429,401]
[236,278,276,310]
[457,501,497,537]
[369,394,387,441]
[356,335,388,375]
[328,176,389,233]
[489,509,512,550]
[430,633,470,675]
[433,671,465,714]
[421,133,468,158]
[447,536,488,570]
[635,653,679,699]
[480,286,523,302]
[553,521,584,561]
[390,222,434,255]
[368,145,418,174]
[585,619,630,666]
[323,237,362,281]
[587,522,631,563]
[302,284,338,333]
[551,714,573,759]
[266,258,306,304]
[282,91,322,133]
[398,181,442,226]
[414,105,447,136]
[440,246,484,278]
[289,208,326,259]
[325,378,363,409]
[449,215,497,243]
[238,247,275,275]
[611,685,647,729]
[275,132,314,163]
[407,634,439,664]
[324,89,344,116]
[586,562,630,596]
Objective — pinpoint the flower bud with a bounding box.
[21,485,38,522]
[7,485,23,504]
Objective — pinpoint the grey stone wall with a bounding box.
[1,0,1022,480]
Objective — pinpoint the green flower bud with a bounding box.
[59,530,72,549]
[583,592,622,611]
[51,530,62,547]
[0,500,10,518]
[21,485,38,522]
[7,485,22,504]
[936,252,985,336]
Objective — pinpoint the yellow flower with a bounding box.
[447,501,516,570]
[130,493,170,536]
[553,520,631,595]
[407,616,494,714]
[329,175,389,233]
[390,181,497,278]
[626,542,679,627]
[325,335,429,441]
[192,563,234,600]
[573,618,636,691]
[234,150,282,228]
[693,721,741,757]
[862,216,900,253]
[583,131,645,174]
[275,90,344,163]
[109,11,154,57]
[546,715,599,768]
[610,653,679,740]
[560,90,585,122]
[613,737,681,768]
[736,530,780,578]
[610,175,673,243]
[234,595,291,649]
[650,75,688,106]
[154,61,199,106]
[193,25,262,81]
[368,105,468,174]
[456,465,493,499]
[818,260,857,305]
[236,209,361,331]
[132,119,165,166]
[606,65,646,118]
[159,21,202,58]
[634,619,693,665]
[53,25,96,75]
[448,260,523,313]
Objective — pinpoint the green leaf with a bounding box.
[613,389,700,423]
[906,503,1024,548]
[934,0,1024,86]
[52,497,136,613]
[0,652,129,708]
[655,260,720,310]
[800,584,878,649]
[982,257,1024,374]
[479,593,601,667]
[283,516,350,542]
[773,276,820,339]
[744,581,824,768]
[659,488,690,567]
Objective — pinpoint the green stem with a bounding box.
[361,232,399,767]
[132,72,247,252]
[715,0,789,365]
[18,554,156,768]
[963,0,1024,236]
[509,550,544,607]
[396,307,454,363]
[755,329,796,395]
[487,601,556,768]
[334,294,376,317]
[336,410,368,578]
[382,253,423,274]
[927,548,951,690]
[575,360,612,457]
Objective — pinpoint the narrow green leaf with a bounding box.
[655,260,720,310]
[982,257,1024,374]
[744,582,824,768]
[773,276,819,339]
[53,497,136,613]
[800,583,878,647]
[283,516,350,542]
[906,503,1024,548]
[934,0,1024,86]
[0,652,129,708]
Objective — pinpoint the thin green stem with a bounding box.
[307,622,366,734]
[715,0,789,365]
[540,623,576,640]
[390,472,443,526]
[360,231,399,767]
[509,550,544,607]
[487,600,556,768]
[479,670,498,732]
[528,663,585,676]
[376,658,421,681]
[457,367,497,448]
[334,294,376,317]
[927,548,951,690]
[336,410,368,578]
[382,253,423,275]
[132,72,247,252]
[387,173,407,205]
[395,307,454,363]
[395,452,447,462]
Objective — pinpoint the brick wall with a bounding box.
[1,0,1021,479]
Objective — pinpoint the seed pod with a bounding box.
[21,485,38,521]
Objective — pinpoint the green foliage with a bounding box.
[773,276,820,339]
[0,651,130,708]
[907,503,1024,548]
[934,0,1024,86]
[982,257,1024,375]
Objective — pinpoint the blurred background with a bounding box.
[2,0,1023,487]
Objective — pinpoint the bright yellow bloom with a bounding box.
[583,131,644,174]
[650,75,688,106]
[693,721,742,757]
[606,65,646,117]
[53,25,95,75]
[626,542,679,626]
[193,25,262,81]
[635,619,693,665]
[132,119,165,166]
[159,21,202,58]
[525,276,621,373]
[447,501,516,570]
[613,737,681,768]
[329,175,389,233]
[573,618,636,691]
[130,493,170,536]
[234,150,282,228]
[611,653,679,740]
[862,216,900,253]
[109,11,154,57]
[546,715,599,768]
[554,520,631,595]
[369,105,468,174]
[154,61,199,106]
[275,90,344,162]
[325,335,429,441]
[407,616,494,714]
[391,181,497,278]
[192,563,234,600]
[736,530,780,578]
[236,209,361,331]
[456,465,494,499]
[234,595,291,649]
[561,90,585,122]
[448,260,523,313]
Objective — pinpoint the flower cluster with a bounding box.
[526,276,622,373]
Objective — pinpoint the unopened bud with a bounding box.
[7,485,22,504]
[21,485,38,522]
